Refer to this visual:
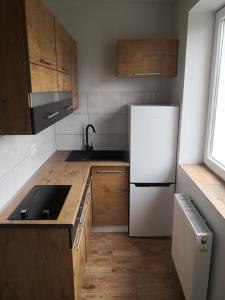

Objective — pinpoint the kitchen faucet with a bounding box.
[85,124,96,151]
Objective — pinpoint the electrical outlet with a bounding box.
[30,144,37,156]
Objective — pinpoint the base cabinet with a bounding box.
[0,177,92,300]
[92,167,129,226]
[73,184,92,300]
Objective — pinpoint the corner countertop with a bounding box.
[0,151,129,227]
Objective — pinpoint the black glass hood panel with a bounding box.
[30,91,73,134]
[9,185,71,220]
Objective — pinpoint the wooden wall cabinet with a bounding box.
[58,72,72,92]
[71,39,79,110]
[55,20,72,74]
[92,167,129,226]
[30,63,58,92]
[25,0,56,69]
[0,0,78,135]
[117,39,178,77]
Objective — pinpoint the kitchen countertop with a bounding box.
[0,151,129,227]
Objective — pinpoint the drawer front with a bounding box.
[31,102,60,134]
[59,98,73,119]
[92,167,129,226]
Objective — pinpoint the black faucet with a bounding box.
[85,124,96,151]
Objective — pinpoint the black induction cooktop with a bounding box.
[8,185,71,220]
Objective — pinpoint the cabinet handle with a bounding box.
[95,170,125,174]
[77,207,86,225]
[40,58,54,66]
[75,223,85,251]
[62,66,69,72]
[85,192,91,205]
[134,72,161,76]
[47,112,59,119]
[65,105,73,111]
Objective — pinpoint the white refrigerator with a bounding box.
[129,105,179,237]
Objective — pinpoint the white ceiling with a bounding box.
[192,0,225,12]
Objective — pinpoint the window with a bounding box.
[205,7,225,180]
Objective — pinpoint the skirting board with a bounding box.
[91,226,128,233]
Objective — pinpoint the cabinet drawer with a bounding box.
[31,102,60,134]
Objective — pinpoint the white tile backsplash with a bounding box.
[74,93,88,114]
[56,134,84,150]
[88,114,122,134]
[55,113,88,135]
[122,91,156,114]
[0,172,17,210]
[55,90,168,151]
[0,125,56,211]
[89,134,122,150]
[88,92,122,114]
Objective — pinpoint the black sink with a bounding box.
[9,185,71,220]
[66,150,128,162]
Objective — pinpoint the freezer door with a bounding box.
[129,106,179,183]
[129,184,175,237]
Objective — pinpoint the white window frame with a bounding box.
[204,6,225,181]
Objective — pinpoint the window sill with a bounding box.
[181,164,225,219]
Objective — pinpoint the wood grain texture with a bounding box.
[0,151,129,227]
[81,233,185,300]
[92,167,129,226]
[118,39,178,77]
[73,222,87,300]
[0,227,75,300]
[71,38,79,110]
[0,1,31,134]
[182,164,225,220]
[55,19,72,74]
[25,0,56,69]
[85,186,93,253]
[30,63,58,92]
[58,71,72,91]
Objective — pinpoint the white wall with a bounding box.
[177,12,215,164]
[0,126,56,211]
[45,0,177,150]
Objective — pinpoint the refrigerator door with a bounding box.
[129,105,179,183]
[129,183,175,237]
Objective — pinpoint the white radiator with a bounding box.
[172,194,213,300]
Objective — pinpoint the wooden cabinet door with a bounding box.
[58,72,72,91]
[72,222,86,300]
[25,0,56,69]
[85,187,92,252]
[118,39,178,77]
[92,167,129,226]
[55,20,72,74]
[30,63,58,92]
[71,38,79,110]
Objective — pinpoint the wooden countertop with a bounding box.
[0,151,129,227]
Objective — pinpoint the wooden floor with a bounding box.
[81,233,185,300]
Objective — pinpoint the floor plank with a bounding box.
[81,233,184,300]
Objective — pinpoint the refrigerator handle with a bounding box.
[133,183,174,187]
